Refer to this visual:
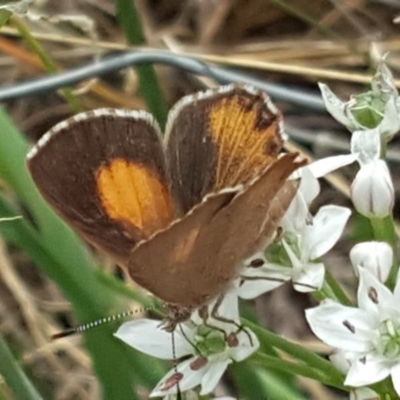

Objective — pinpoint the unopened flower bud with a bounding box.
[350,241,393,282]
[351,160,394,218]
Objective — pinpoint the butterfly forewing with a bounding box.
[165,85,284,214]
[27,109,175,265]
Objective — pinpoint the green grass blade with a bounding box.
[0,10,12,28]
[0,333,43,400]
[115,0,168,127]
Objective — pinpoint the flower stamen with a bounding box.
[377,319,400,359]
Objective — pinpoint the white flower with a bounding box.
[239,205,351,297]
[238,164,352,298]
[306,268,400,396]
[319,62,400,139]
[115,293,258,397]
[349,128,394,218]
[284,159,355,234]
[350,242,393,282]
[351,159,394,218]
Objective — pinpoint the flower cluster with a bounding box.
[116,291,259,397]
[306,248,398,398]
[116,63,400,399]
[320,62,397,218]
[306,61,400,398]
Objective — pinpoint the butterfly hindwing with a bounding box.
[128,153,305,307]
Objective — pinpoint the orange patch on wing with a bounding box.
[208,95,281,188]
[96,158,174,237]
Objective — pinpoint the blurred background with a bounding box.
[0,1,400,399]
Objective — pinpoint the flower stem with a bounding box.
[370,216,397,246]
[370,216,398,290]
[372,377,398,399]
[322,269,352,305]
[243,319,344,387]
[250,352,346,391]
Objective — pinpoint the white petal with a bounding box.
[393,277,400,300]
[372,62,397,97]
[308,154,357,178]
[238,277,287,299]
[115,319,193,359]
[213,398,238,400]
[150,357,205,397]
[351,160,394,218]
[306,300,376,352]
[293,262,325,292]
[200,360,230,395]
[238,264,291,299]
[345,354,390,387]
[295,166,320,205]
[350,241,393,282]
[330,349,354,374]
[229,328,260,362]
[390,362,400,397]
[350,387,380,400]
[161,389,200,400]
[304,205,351,260]
[319,83,353,128]
[283,167,319,233]
[357,267,395,316]
[212,288,240,323]
[282,191,309,233]
[192,289,241,331]
[351,129,381,165]
[379,96,400,140]
[331,348,387,400]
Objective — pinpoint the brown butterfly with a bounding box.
[27,84,306,327]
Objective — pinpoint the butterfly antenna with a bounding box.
[171,330,183,400]
[51,308,149,340]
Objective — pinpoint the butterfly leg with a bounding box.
[200,295,254,347]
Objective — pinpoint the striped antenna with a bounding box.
[52,308,151,340]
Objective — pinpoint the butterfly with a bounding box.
[27,84,306,327]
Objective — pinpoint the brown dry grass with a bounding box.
[1,1,400,399]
